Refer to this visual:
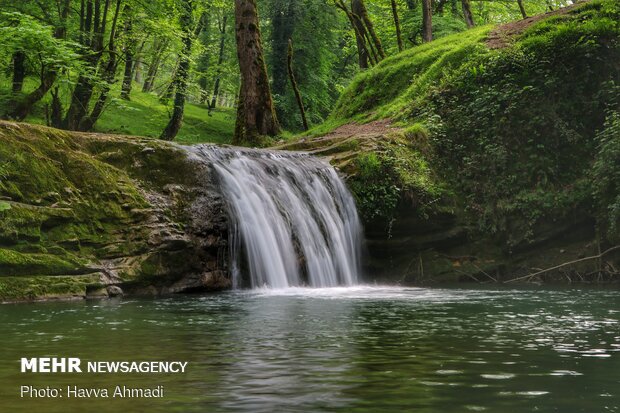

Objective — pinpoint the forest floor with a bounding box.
[0,78,235,145]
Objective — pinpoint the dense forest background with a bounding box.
[0,0,576,143]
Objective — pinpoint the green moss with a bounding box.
[0,248,87,276]
[0,121,203,299]
[348,133,443,222]
[329,26,491,124]
[0,274,101,301]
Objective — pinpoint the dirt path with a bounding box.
[486,1,589,49]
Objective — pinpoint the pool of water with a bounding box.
[1,285,619,412]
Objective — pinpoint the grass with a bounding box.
[92,90,235,145]
[329,25,492,124]
[0,77,235,144]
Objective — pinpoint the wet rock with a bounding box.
[106,285,124,297]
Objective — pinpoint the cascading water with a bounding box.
[192,145,362,289]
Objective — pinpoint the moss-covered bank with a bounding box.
[282,0,620,283]
[0,122,230,302]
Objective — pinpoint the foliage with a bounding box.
[0,12,81,72]
[592,111,620,241]
[348,132,441,222]
[426,0,620,243]
[330,0,619,245]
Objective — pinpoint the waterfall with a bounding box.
[192,145,362,289]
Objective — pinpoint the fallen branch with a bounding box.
[504,245,620,283]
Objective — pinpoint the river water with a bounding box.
[1,286,619,412]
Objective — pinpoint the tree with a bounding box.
[11,51,26,93]
[209,13,228,113]
[391,0,403,52]
[233,0,280,145]
[517,0,528,18]
[422,0,432,42]
[352,0,385,60]
[462,0,475,28]
[63,0,122,131]
[77,0,123,131]
[160,0,196,140]
[120,4,135,100]
[287,39,308,131]
[270,0,297,101]
[142,37,170,93]
[4,1,72,121]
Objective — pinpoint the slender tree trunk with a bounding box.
[64,0,113,130]
[120,5,134,100]
[143,39,166,92]
[517,0,527,18]
[352,0,385,59]
[287,39,308,131]
[461,0,475,28]
[422,0,433,42]
[11,52,26,93]
[160,62,178,103]
[79,0,122,131]
[196,14,211,105]
[50,87,63,128]
[209,14,228,113]
[233,0,280,145]
[334,0,372,69]
[352,12,369,68]
[160,0,195,141]
[390,0,403,52]
[270,2,295,99]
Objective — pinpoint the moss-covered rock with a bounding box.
[0,121,230,302]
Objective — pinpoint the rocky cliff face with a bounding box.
[0,121,230,302]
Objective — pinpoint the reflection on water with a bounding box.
[1,286,619,412]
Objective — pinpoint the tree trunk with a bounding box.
[517,0,527,18]
[287,39,308,131]
[352,11,369,68]
[270,2,295,99]
[461,0,475,28]
[422,0,433,42]
[120,5,134,100]
[209,15,228,113]
[160,0,194,141]
[50,87,63,128]
[79,0,122,131]
[334,0,371,69]
[352,0,385,60]
[160,62,178,103]
[11,51,26,93]
[390,0,403,52]
[143,38,167,92]
[64,0,113,130]
[233,0,280,145]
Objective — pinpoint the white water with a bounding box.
[192,145,363,289]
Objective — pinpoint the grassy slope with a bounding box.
[0,79,235,144]
[309,0,620,248]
